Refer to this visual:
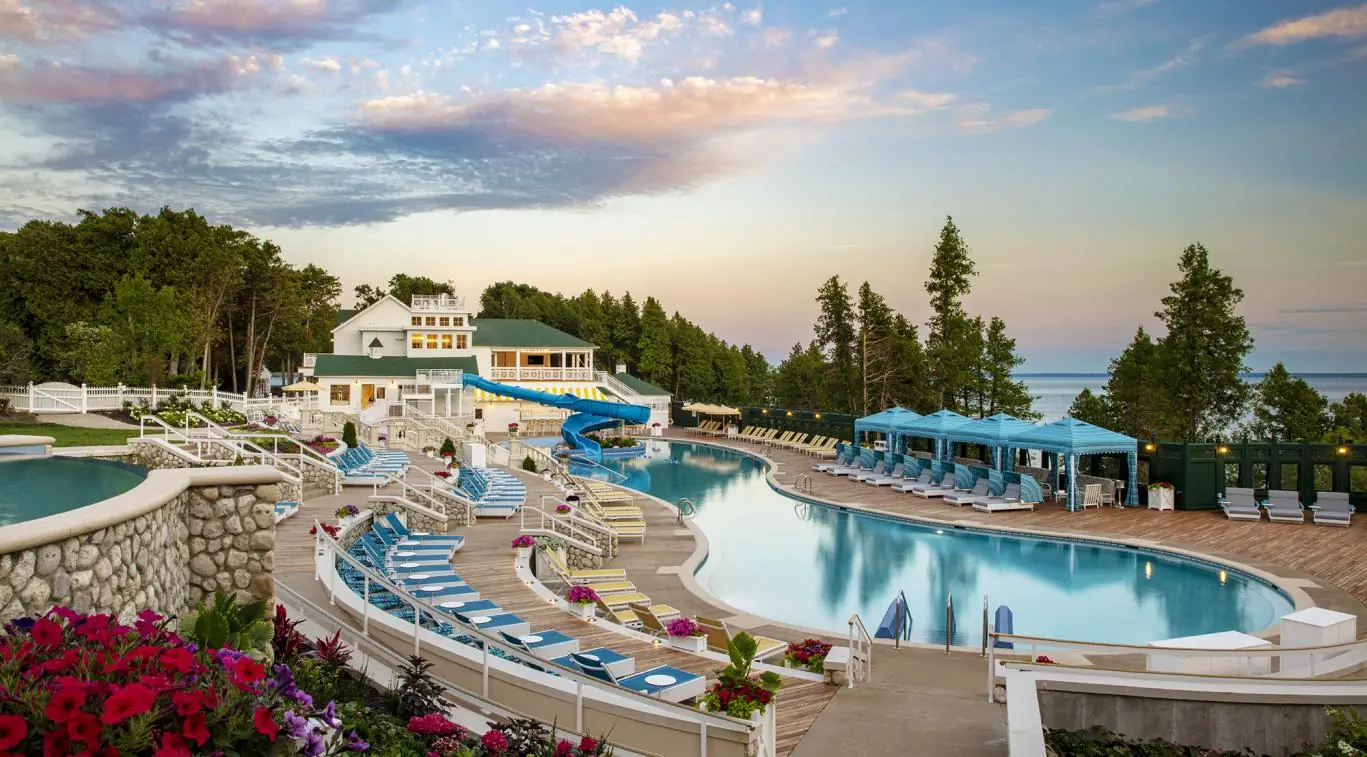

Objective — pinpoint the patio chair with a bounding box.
[972,484,1032,513]
[695,616,787,661]
[909,472,959,498]
[853,458,894,482]
[1312,492,1353,527]
[944,478,991,506]
[627,601,679,637]
[1079,483,1102,510]
[890,469,932,493]
[1220,487,1263,521]
[562,652,705,703]
[866,463,908,487]
[1264,490,1306,524]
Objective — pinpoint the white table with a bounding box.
[1147,631,1272,675]
[1280,608,1357,676]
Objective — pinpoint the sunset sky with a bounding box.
[1,0,1364,371]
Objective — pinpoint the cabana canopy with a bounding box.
[945,413,1038,470]
[892,409,971,459]
[1013,418,1139,511]
[853,407,919,435]
[282,380,320,392]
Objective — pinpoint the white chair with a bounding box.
[1080,484,1102,510]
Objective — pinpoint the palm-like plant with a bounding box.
[180,592,273,660]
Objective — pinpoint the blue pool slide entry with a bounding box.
[874,591,911,641]
[460,374,651,462]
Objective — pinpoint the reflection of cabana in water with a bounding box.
[945,413,1037,471]
[852,407,919,449]
[1013,418,1139,511]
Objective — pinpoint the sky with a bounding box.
[1,0,1365,372]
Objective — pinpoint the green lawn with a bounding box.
[0,422,138,448]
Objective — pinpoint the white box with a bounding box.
[1147,631,1272,676]
[463,442,486,468]
[1280,608,1357,676]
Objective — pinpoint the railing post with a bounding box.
[362,575,370,635]
[699,721,708,757]
[80,384,88,413]
[151,384,158,407]
[986,627,996,703]
[481,642,490,697]
[412,601,421,658]
[980,595,988,658]
[945,593,954,655]
[27,382,34,412]
[575,681,583,732]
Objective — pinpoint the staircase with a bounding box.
[596,371,644,403]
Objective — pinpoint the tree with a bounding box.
[814,276,857,413]
[886,315,933,413]
[1248,363,1329,441]
[608,292,641,370]
[717,344,750,406]
[773,342,827,409]
[635,297,673,388]
[1154,244,1254,440]
[1067,388,1114,428]
[101,274,182,384]
[385,274,453,305]
[979,316,1038,419]
[1103,328,1166,439]
[741,346,773,405]
[924,216,978,411]
[671,314,715,399]
[0,322,32,385]
[353,284,385,308]
[58,322,123,385]
[855,282,896,415]
[1327,393,1367,443]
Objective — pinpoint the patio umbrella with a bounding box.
[282,380,321,392]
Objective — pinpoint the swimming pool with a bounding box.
[569,440,1295,645]
[0,457,148,527]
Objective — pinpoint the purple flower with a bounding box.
[292,689,314,708]
[346,731,369,752]
[283,711,310,739]
[302,732,325,756]
[321,700,340,729]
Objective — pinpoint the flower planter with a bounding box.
[569,602,595,619]
[669,635,707,653]
[515,546,532,565]
[337,516,357,531]
[1149,487,1174,511]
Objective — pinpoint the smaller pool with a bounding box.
[0,457,148,526]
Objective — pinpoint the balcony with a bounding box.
[299,353,318,375]
[411,294,467,312]
[416,369,464,385]
[489,367,594,382]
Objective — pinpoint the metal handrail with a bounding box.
[793,474,812,494]
[676,498,697,525]
[520,504,605,557]
[315,522,759,747]
[847,614,873,689]
[139,416,303,479]
[536,495,615,542]
[373,472,447,517]
[944,594,954,655]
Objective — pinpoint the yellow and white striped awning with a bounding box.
[471,386,607,403]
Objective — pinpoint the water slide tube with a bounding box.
[460,374,651,462]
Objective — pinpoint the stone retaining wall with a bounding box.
[429,487,475,527]
[299,460,339,495]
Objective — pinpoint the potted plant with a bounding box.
[433,469,452,479]
[555,503,573,516]
[1148,481,1175,511]
[422,445,437,458]
[783,638,833,672]
[507,422,520,438]
[565,585,599,618]
[439,438,456,460]
[335,504,361,528]
[699,633,782,721]
[650,421,663,437]
[511,535,536,563]
[666,618,707,653]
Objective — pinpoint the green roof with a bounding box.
[313,355,478,378]
[336,309,358,325]
[615,372,670,396]
[470,319,594,349]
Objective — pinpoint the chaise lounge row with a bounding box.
[815,445,1038,513]
[1220,487,1353,526]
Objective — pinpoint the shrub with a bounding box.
[522,454,538,472]
[699,632,782,719]
[342,422,358,449]
[783,638,833,673]
[439,438,457,458]
[393,656,445,719]
[180,591,273,661]
[511,535,536,549]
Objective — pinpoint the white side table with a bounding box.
[1148,486,1174,511]
[1281,608,1357,676]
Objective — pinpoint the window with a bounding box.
[425,316,436,326]
[441,334,453,349]
[453,317,464,327]
[329,385,350,405]
[411,316,421,326]
[426,333,438,349]
[439,317,450,326]
[526,354,546,366]
[474,408,484,420]
[1251,462,1269,490]
[375,387,386,400]
[411,333,423,349]
[456,334,468,349]
[1279,462,1299,491]
[1224,462,1240,488]
[1314,464,1334,492]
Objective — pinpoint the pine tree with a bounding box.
[1328,393,1367,443]
[570,290,609,369]
[1067,388,1114,428]
[1102,327,1166,439]
[1249,363,1329,441]
[887,314,933,413]
[1155,244,1254,440]
[670,313,714,399]
[612,292,641,369]
[924,216,978,411]
[814,276,857,413]
[635,297,673,388]
[980,316,1038,419]
[855,282,896,415]
[718,345,750,405]
[773,342,827,409]
[959,316,987,415]
[741,346,773,405]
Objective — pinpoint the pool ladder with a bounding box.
[676,497,697,525]
[794,473,813,494]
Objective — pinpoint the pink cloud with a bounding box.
[0,57,243,103]
[0,0,122,44]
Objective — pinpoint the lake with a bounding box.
[1024,374,1367,422]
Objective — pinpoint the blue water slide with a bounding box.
[461,374,651,462]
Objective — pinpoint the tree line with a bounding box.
[771,217,1038,419]
[1066,244,1367,443]
[0,208,339,396]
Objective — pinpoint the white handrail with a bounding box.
[848,614,872,689]
[526,499,610,552]
[372,472,447,517]
[595,371,644,402]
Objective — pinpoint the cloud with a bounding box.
[956,104,1052,133]
[1098,36,1206,92]
[1278,304,1367,315]
[828,7,847,17]
[741,7,761,25]
[142,0,410,51]
[300,56,342,74]
[1094,0,1157,15]
[540,7,690,62]
[0,56,242,103]
[1109,103,1188,121]
[756,27,790,47]
[814,31,838,49]
[1259,70,1304,88]
[1237,3,1367,47]
[0,0,122,44]
[895,89,956,111]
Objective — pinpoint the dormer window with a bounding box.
[368,337,383,359]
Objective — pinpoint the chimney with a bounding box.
[615,362,627,375]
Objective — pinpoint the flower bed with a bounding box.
[698,632,782,719]
[305,436,340,454]
[511,535,536,550]
[336,504,361,520]
[784,638,833,673]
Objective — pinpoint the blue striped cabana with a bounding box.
[891,409,971,461]
[945,413,1039,472]
[1012,418,1139,511]
[854,407,919,448]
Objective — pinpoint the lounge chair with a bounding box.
[497,629,579,663]
[813,446,854,472]
[1312,492,1354,527]
[382,514,465,546]
[828,454,873,477]
[944,478,991,506]
[972,484,1032,513]
[1264,490,1305,523]
[793,435,826,452]
[594,593,678,627]
[695,616,786,661]
[911,472,959,498]
[1221,487,1263,521]
[853,459,895,483]
[544,550,628,585]
[867,463,910,487]
[767,431,796,447]
[562,651,705,703]
[628,601,675,637]
[779,433,810,450]
[890,470,933,493]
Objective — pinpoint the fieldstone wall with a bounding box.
[0,479,277,624]
[429,487,475,527]
[546,519,614,560]
[128,439,214,470]
[299,460,339,495]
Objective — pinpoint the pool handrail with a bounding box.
[847,614,872,689]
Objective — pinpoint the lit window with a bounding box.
[411,333,423,349]
[453,317,464,327]
[330,385,350,404]
[456,334,468,349]
[426,333,438,349]
[441,334,453,349]
[439,317,450,327]
[411,316,421,326]
[425,316,435,326]
[526,354,546,366]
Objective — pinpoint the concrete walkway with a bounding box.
[35,413,138,429]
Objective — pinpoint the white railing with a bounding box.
[182,410,341,492]
[415,369,463,385]
[488,368,596,382]
[371,472,447,517]
[1,383,280,414]
[596,371,643,402]
[410,294,467,312]
[847,614,872,689]
[314,520,766,756]
[530,496,615,551]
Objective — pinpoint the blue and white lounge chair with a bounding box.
[944,478,991,506]
[562,651,705,703]
[890,470,932,493]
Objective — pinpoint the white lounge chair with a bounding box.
[1220,487,1263,521]
[1264,489,1306,524]
[867,464,912,487]
[890,470,932,493]
[853,460,896,483]
[1078,483,1102,510]
[944,478,991,506]
[813,447,854,473]
[911,472,959,498]
[973,484,1032,513]
[1312,492,1353,527]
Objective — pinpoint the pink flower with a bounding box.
[481,729,509,753]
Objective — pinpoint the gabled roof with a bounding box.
[470,318,594,349]
[947,413,1039,447]
[894,409,971,438]
[367,337,383,348]
[312,355,478,378]
[615,372,670,396]
[854,407,919,433]
[1012,417,1138,456]
[331,294,408,333]
[336,309,358,325]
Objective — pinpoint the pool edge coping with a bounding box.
[618,435,1323,648]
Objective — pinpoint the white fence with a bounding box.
[0,383,277,414]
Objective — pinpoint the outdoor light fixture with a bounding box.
[814,413,822,419]
[1145,561,1153,580]
[1339,445,1350,456]
[761,408,768,414]
[786,410,793,417]
[1144,443,1156,452]
[1217,445,1229,456]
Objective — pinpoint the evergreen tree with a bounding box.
[773,342,827,409]
[635,297,673,388]
[1155,244,1254,440]
[670,314,714,399]
[740,346,773,405]
[101,274,182,385]
[1104,327,1166,439]
[1248,363,1329,441]
[855,282,896,415]
[1067,387,1114,428]
[717,344,750,405]
[924,216,977,411]
[814,276,857,413]
[611,292,641,370]
[1327,393,1367,443]
[887,315,933,413]
[0,322,31,384]
[570,290,610,369]
[980,316,1038,419]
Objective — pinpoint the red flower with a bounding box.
[153,733,191,757]
[232,657,266,689]
[171,691,205,716]
[556,740,574,755]
[31,617,64,647]
[44,686,88,723]
[100,683,156,724]
[67,713,102,744]
[578,735,598,753]
[253,707,278,742]
[181,713,209,746]
[0,716,26,750]
[159,648,193,674]
[43,729,70,757]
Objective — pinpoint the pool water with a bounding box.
[569,441,1295,645]
[0,457,148,526]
